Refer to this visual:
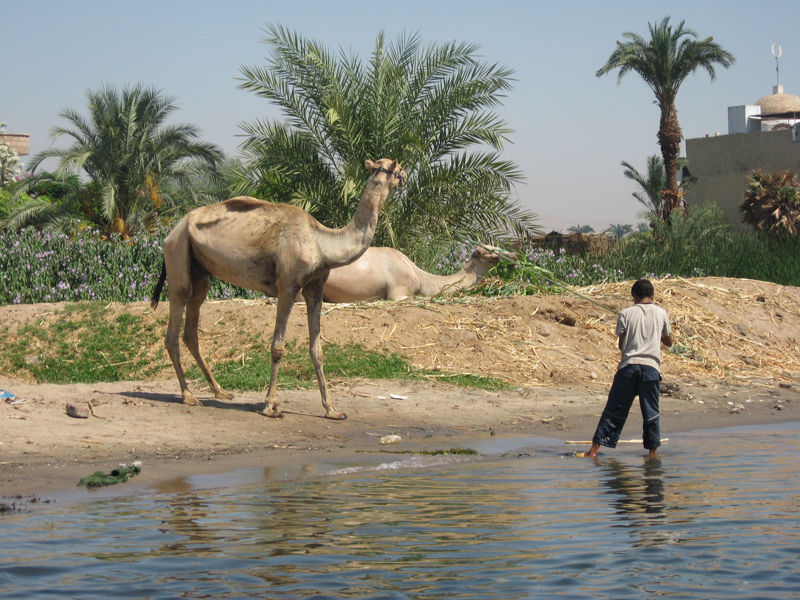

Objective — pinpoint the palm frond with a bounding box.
[237,26,532,255]
[741,170,800,235]
[0,195,84,233]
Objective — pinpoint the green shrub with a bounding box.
[0,189,11,221]
[482,205,800,294]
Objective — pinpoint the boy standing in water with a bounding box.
[584,279,673,458]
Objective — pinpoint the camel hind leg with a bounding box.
[165,286,203,406]
[182,274,233,401]
[161,220,203,406]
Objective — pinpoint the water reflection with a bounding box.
[141,462,335,560]
[592,457,684,548]
[598,457,665,516]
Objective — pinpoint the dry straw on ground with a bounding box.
[581,277,800,383]
[1,277,798,392]
[319,276,800,388]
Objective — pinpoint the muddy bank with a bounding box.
[2,375,798,500]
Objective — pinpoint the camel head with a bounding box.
[472,245,518,266]
[364,158,407,191]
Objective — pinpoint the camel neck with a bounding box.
[320,180,391,267]
[416,259,484,296]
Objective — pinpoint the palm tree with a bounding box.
[622,154,697,223]
[161,157,244,213]
[597,17,734,220]
[4,84,223,235]
[568,224,595,234]
[2,173,103,232]
[236,25,539,259]
[607,223,633,240]
[740,170,800,235]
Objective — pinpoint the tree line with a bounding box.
[4,17,790,263]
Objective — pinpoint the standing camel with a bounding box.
[321,246,515,303]
[150,159,406,420]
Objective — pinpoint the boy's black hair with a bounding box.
[631,278,654,299]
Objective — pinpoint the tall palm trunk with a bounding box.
[657,102,684,220]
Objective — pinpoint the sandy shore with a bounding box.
[2,374,798,503]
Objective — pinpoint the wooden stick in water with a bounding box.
[565,438,668,444]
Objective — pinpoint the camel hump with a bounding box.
[221,197,269,212]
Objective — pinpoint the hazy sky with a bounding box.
[3,0,798,231]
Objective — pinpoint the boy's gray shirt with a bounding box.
[616,303,671,371]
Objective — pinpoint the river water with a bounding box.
[1,422,799,599]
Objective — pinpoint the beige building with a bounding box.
[685,84,800,228]
[0,133,29,156]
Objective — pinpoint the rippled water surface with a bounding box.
[2,423,800,599]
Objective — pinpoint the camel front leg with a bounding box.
[261,289,297,418]
[304,280,346,420]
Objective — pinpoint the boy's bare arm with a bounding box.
[662,331,674,347]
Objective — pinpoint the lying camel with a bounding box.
[151,159,406,420]
[320,245,514,302]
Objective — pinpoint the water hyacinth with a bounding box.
[434,241,474,275]
[2,213,800,307]
[0,227,264,305]
[517,247,626,287]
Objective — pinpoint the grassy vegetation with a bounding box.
[0,304,508,391]
[0,303,167,384]
[597,206,800,285]
[188,342,508,392]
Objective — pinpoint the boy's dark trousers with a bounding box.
[592,364,661,450]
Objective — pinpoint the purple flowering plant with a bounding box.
[0,226,264,305]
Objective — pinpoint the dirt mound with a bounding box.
[2,277,799,389]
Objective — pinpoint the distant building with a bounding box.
[685,84,800,228]
[0,133,29,156]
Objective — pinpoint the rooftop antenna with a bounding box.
[772,42,782,94]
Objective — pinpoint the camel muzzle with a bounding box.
[372,166,406,188]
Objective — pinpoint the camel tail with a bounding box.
[150,260,167,310]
